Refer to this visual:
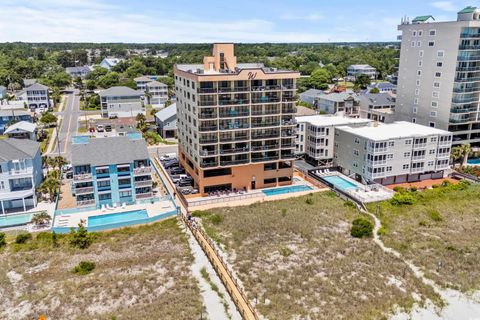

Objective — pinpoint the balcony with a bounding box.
[220,135,249,143]
[199,125,218,132]
[200,161,219,168]
[281,143,296,149]
[282,84,296,90]
[281,120,296,127]
[251,85,281,91]
[281,107,297,114]
[251,156,279,162]
[135,180,152,187]
[199,137,218,144]
[456,66,480,72]
[282,96,297,102]
[367,147,388,153]
[77,199,95,207]
[198,99,217,107]
[200,149,218,156]
[437,153,450,158]
[218,99,248,106]
[219,123,249,131]
[136,192,153,199]
[75,186,94,195]
[218,111,249,118]
[367,160,387,166]
[133,166,152,175]
[218,86,250,93]
[411,167,425,173]
[74,173,92,181]
[251,109,280,116]
[450,106,478,113]
[198,87,218,94]
[460,33,480,38]
[199,112,217,119]
[281,153,296,159]
[251,97,280,104]
[251,133,280,140]
[459,45,480,50]
[411,155,426,161]
[219,147,249,155]
[251,144,279,151]
[453,87,480,93]
[251,121,280,128]
[413,143,427,149]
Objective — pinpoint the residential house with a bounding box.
[71,136,154,208]
[66,66,92,79]
[0,139,43,214]
[347,64,377,80]
[315,91,361,117]
[359,93,396,123]
[99,86,145,118]
[17,83,51,111]
[299,88,324,105]
[334,121,452,185]
[295,115,371,165]
[146,81,168,105]
[155,103,177,138]
[4,122,37,140]
[0,110,32,134]
[100,58,123,70]
[367,82,397,93]
[134,76,155,91]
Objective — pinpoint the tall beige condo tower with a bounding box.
[396,6,480,146]
[174,43,300,194]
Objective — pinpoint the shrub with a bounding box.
[351,217,373,238]
[15,232,32,244]
[281,208,287,217]
[36,231,52,242]
[0,232,6,248]
[344,200,356,208]
[409,186,418,192]
[73,261,95,275]
[427,209,443,222]
[209,214,223,225]
[305,197,314,205]
[393,186,407,193]
[390,193,416,206]
[280,246,293,257]
[69,224,93,249]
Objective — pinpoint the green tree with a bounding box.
[309,68,331,89]
[39,177,60,202]
[351,217,373,238]
[31,211,52,226]
[53,156,68,172]
[354,74,372,90]
[40,112,58,127]
[69,222,93,249]
[369,87,380,94]
[0,232,6,248]
[452,144,472,167]
[136,113,147,132]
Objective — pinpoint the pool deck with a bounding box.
[53,199,176,229]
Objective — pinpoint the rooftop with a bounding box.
[295,105,317,116]
[0,109,31,117]
[134,76,154,82]
[316,91,359,102]
[0,138,39,162]
[337,121,450,141]
[296,115,372,127]
[146,80,167,88]
[155,103,176,122]
[4,121,37,134]
[360,92,396,106]
[412,15,435,23]
[99,86,142,97]
[71,136,149,167]
[458,6,477,14]
[25,83,48,91]
[348,64,375,70]
[66,66,91,73]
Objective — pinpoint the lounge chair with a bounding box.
[101,204,106,212]
[106,204,113,210]
[121,203,126,209]
[325,169,331,174]
[113,203,117,209]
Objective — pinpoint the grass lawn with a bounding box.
[336,81,355,88]
[368,181,480,292]
[79,100,100,111]
[197,191,439,320]
[0,219,203,320]
[39,127,54,153]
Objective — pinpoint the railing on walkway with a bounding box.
[188,192,263,208]
[182,215,260,320]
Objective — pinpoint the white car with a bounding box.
[160,153,177,161]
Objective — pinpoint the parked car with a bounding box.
[164,159,179,169]
[172,174,188,183]
[170,167,185,175]
[160,153,177,161]
[96,124,104,132]
[109,115,118,119]
[105,124,112,132]
[178,178,193,187]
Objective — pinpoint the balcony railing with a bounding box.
[367,147,388,153]
[251,109,280,116]
[367,160,387,166]
[251,97,280,104]
[251,145,279,151]
[450,107,478,113]
[220,159,249,166]
[220,135,249,142]
[135,180,152,187]
[411,167,425,173]
[200,150,218,156]
[199,137,218,144]
[133,167,152,175]
[281,107,297,114]
[251,122,280,128]
[199,112,218,119]
[453,87,480,93]
[136,192,153,199]
[282,96,297,102]
[75,186,94,194]
[77,199,95,207]
[199,125,218,132]
[251,156,279,162]
[412,155,426,161]
[459,45,480,50]
[218,99,248,106]
[460,33,480,38]
[218,111,250,118]
[251,85,281,91]
[456,66,480,72]
[251,133,280,140]
[437,153,450,158]
[220,148,249,155]
[219,123,249,130]
[413,143,427,149]
[281,153,296,159]
[198,88,218,94]
[73,173,92,181]
[200,161,218,168]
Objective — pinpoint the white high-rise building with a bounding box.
[396,6,480,147]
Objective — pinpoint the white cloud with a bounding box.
[279,12,323,22]
[430,1,458,12]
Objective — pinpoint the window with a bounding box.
[431,101,438,108]
[428,161,434,166]
[431,137,437,143]
[429,29,436,36]
[418,30,423,36]
[433,82,440,88]
[411,41,416,47]
[353,149,359,156]
[388,141,395,147]
[430,111,437,117]
[429,149,436,154]
[354,137,360,144]
[417,41,422,47]
[415,88,420,95]
[404,152,411,157]
[387,154,394,159]
[417,70,422,76]
[435,72,442,77]
[405,139,412,145]
[403,164,410,170]
[414,98,419,105]
[386,166,393,172]
[413,107,418,113]
[418,60,423,67]
[437,50,444,58]
[412,30,417,36]
[436,62,443,67]
[432,91,440,98]
[419,50,424,57]
[428,41,435,47]
[412,118,416,123]
[416,79,421,86]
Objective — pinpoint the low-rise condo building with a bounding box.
[134,76,169,105]
[334,121,452,185]
[295,115,372,165]
[99,86,145,118]
[0,139,43,214]
[359,92,396,123]
[316,91,360,117]
[174,43,300,194]
[71,136,153,208]
[17,83,50,111]
[155,103,177,138]
[347,64,377,80]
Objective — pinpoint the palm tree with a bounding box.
[53,156,68,172]
[451,146,463,165]
[460,143,472,167]
[136,113,147,132]
[40,177,60,202]
[31,211,51,226]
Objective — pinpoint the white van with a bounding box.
[160,153,177,161]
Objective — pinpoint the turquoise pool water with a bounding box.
[88,210,149,228]
[467,158,480,165]
[262,185,313,196]
[0,213,32,228]
[323,175,358,191]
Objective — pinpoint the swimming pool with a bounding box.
[467,158,480,165]
[88,209,149,228]
[323,175,359,191]
[262,185,313,196]
[0,213,32,228]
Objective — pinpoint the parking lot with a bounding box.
[159,153,198,195]
[78,117,139,137]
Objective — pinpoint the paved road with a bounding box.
[50,90,81,159]
[148,144,178,159]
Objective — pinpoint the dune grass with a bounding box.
[0,219,203,320]
[198,191,440,320]
[369,181,480,292]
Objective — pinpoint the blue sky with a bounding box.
[0,0,474,42]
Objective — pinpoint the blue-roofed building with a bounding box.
[155,103,177,138]
[0,110,33,134]
[367,82,397,94]
[71,136,153,208]
[299,88,324,105]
